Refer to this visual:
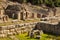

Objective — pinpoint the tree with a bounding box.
[48,0,57,16]
[40,0,57,16]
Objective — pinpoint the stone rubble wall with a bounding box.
[39,22,60,35]
[0,22,38,37]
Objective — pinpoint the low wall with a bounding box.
[0,22,38,37]
[39,22,60,35]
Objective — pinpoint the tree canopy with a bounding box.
[0,0,60,7]
[15,0,60,7]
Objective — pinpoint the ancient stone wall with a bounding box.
[0,22,38,37]
[39,22,60,35]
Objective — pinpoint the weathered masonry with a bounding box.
[5,4,38,20]
[0,3,9,22]
[39,21,60,35]
[0,22,38,37]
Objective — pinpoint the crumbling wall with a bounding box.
[5,5,22,19]
[0,22,38,37]
[39,22,60,35]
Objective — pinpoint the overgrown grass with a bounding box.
[15,33,37,40]
[0,37,12,40]
[15,33,60,40]
[0,33,60,40]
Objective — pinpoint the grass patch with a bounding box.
[15,33,37,40]
[0,33,60,40]
[0,37,12,40]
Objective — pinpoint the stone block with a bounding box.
[0,34,7,38]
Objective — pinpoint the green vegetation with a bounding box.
[15,33,37,40]
[12,33,60,40]
[0,33,60,40]
[0,37,12,40]
[12,0,60,7]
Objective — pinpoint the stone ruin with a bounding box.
[0,1,38,23]
[37,17,60,35]
[0,3,9,23]
[0,0,60,38]
[0,0,60,23]
[0,22,38,37]
[5,3,38,21]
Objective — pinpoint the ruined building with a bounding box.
[5,2,38,21]
[0,0,38,22]
[0,3,8,22]
[0,0,60,23]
